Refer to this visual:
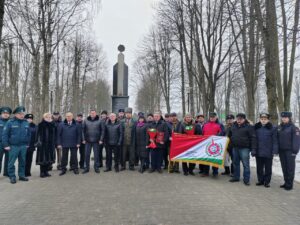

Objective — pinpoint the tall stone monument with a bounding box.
[112,45,129,112]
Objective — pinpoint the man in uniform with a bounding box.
[2,106,31,184]
[0,107,12,177]
[121,107,136,171]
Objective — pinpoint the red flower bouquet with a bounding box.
[147,128,157,149]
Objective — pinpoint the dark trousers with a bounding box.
[79,143,85,168]
[203,165,219,175]
[85,142,99,170]
[150,148,162,170]
[121,144,135,168]
[183,162,195,173]
[25,150,34,176]
[228,148,234,174]
[256,156,273,184]
[40,164,50,174]
[0,148,9,176]
[162,147,169,168]
[199,164,205,173]
[106,145,120,169]
[279,150,296,189]
[99,144,104,167]
[61,147,78,171]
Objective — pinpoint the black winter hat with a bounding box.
[226,114,235,120]
[236,113,246,119]
[25,114,34,119]
[147,113,154,118]
[170,112,177,117]
[280,111,292,118]
[138,112,144,117]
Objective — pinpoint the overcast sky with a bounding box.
[92,0,160,106]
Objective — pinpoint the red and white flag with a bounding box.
[170,133,229,168]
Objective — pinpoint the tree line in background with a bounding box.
[0,0,111,120]
[133,0,300,124]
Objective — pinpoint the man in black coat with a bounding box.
[82,110,104,174]
[104,113,123,172]
[99,110,108,167]
[53,111,62,170]
[24,114,37,177]
[76,113,85,169]
[168,112,183,173]
[228,113,256,186]
[254,113,278,188]
[57,112,81,175]
[147,111,169,173]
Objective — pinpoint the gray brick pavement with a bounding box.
[0,159,299,225]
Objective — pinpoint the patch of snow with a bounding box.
[250,154,300,183]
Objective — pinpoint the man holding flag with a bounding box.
[201,112,225,177]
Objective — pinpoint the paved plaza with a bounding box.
[0,159,299,225]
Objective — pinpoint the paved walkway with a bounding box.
[0,160,299,225]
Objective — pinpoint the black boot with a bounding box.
[221,166,230,175]
[40,166,46,178]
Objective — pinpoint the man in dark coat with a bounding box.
[76,113,85,169]
[53,111,62,170]
[121,107,136,171]
[228,113,257,186]
[104,113,123,172]
[168,112,183,173]
[254,113,278,188]
[196,113,206,174]
[24,114,37,177]
[99,110,108,167]
[2,106,31,184]
[147,111,169,173]
[82,109,104,174]
[180,113,202,176]
[278,111,300,191]
[0,107,12,177]
[57,112,81,176]
[222,114,235,176]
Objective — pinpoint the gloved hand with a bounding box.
[251,150,256,157]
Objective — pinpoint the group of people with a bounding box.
[0,106,299,191]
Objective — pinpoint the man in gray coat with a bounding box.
[82,109,104,174]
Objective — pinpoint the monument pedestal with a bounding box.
[112,96,129,113]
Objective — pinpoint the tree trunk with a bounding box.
[0,0,5,45]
